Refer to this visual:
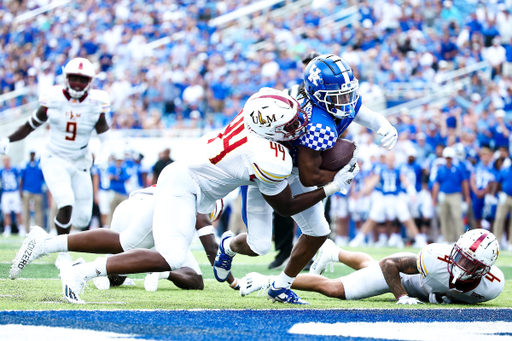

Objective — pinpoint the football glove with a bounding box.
[429,293,453,304]
[397,295,423,305]
[377,125,398,151]
[348,141,359,166]
[333,162,360,195]
[0,137,10,155]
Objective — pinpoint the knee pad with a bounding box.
[247,236,272,256]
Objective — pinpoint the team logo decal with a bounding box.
[252,111,276,127]
[308,65,322,86]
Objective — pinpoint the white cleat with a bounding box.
[10,226,49,279]
[310,239,337,275]
[92,276,110,290]
[239,272,272,297]
[349,233,366,248]
[55,252,73,270]
[122,278,136,286]
[144,272,160,292]
[60,258,87,304]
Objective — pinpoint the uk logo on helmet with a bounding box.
[78,62,83,70]
[308,65,321,86]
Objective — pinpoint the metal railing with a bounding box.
[14,0,71,24]
[208,0,284,27]
[382,61,491,117]
[384,61,490,100]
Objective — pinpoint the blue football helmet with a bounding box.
[303,54,359,119]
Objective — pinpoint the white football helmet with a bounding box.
[448,229,499,284]
[63,58,95,99]
[243,88,308,142]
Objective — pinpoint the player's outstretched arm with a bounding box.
[379,254,420,301]
[1,106,48,154]
[354,105,398,150]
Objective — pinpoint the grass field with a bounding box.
[1,235,511,310]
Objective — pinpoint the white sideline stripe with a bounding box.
[288,322,512,341]
[0,325,136,341]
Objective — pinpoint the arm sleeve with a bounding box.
[353,105,393,133]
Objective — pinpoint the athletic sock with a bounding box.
[331,248,341,263]
[45,235,68,253]
[80,257,107,280]
[274,272,295,289]
[223,237,236,257]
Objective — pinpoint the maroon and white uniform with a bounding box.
[38,85,110,227]
[153,112,294,269]
[340,244,504,303]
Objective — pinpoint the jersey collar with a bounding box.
[62,89,88,103]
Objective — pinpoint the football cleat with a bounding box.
[213,231,235,282]
[267,282,309,305]
[144,272,160,292]
[239,272,273,297]
[60,258,87,304]
[10,226,49,279]
[310,239,337,275]
[55,251,74,270]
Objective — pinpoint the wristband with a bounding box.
[323,182,340,197]
[197,225,215,237]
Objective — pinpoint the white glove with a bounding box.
[396,295,423,305]
[348,141,359,166]
[94,153,110,171]
[377,125,398,150]
[0,137,10,155]
[333,162,360,195]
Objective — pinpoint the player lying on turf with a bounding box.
[10,186,239,292]
[12,88,358,304]
[239,229,504,304]
[214,54,398,304]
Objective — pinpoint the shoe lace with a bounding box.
[216,252,232,269]
[283,288,301,303]
[325,261,334,273]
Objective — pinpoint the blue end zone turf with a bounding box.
[1,309,512,340]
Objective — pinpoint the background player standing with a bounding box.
[0,57,112,269]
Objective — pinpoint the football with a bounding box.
[320,139,357,171]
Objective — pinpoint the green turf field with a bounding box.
[1,236,511,310]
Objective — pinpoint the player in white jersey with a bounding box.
[0,58,112,268]
[12,88,358,304]
[240,229,503,304]
[10,185,240,292]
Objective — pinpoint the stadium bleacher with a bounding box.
[0,0,511,250]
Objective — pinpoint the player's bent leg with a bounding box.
[71,169,94,229]
[68,229,124,254]
[292,274,346,299]
[168,267,204,290]
[55,206,73,235]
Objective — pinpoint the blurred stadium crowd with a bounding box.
[0,0,512,251]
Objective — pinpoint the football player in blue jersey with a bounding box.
[470,147,498,228]
[218,55,399,304]
[349,153,426,248]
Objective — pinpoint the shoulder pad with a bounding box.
[417,243,449,278]
[483,266,505,298]
[251,140,293,184]
[38,85,65,108]
[88,89,111,113]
